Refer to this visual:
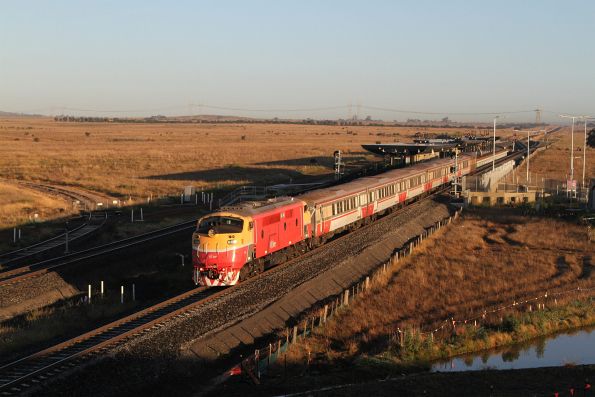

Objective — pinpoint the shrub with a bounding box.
[501,315,520,333]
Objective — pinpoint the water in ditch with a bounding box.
[432,325,595,372]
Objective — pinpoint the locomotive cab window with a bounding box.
[197,216,243,234]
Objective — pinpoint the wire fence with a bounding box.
[213,209,464,384]
[212,207,594,394]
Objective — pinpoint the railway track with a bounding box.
[10,180,110,212]
[0,286,230,396]
[0,187,455,396]
[0,149,526,395]
[0,219,197,288]
[0,212,108,269]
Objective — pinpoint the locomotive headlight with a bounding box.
[227,239,237,245]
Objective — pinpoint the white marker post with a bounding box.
[132,284,136,301]
[18,229,21,241]
[120,285,124,304]
[131,209,134,223]
[180,193,183,205]
[140,208,144,221]
[13,228,16,243]
[100,280,104,298]
[88,284,92,304]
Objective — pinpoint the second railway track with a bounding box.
[0,219,197,287]
[0,286,227,395]
[0,149,528,395]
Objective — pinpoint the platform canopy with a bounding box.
[361,142,457,156]
[362,136,496,156]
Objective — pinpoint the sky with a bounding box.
[1,0,594,122]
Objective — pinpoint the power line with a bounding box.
[189,104,349,113]
[11,103,577,119]
[360,105,534,116]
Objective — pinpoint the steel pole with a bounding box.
[582,119,587,192]
[570,117,575,183]
[527,130,530,183]
[492,117,497,171]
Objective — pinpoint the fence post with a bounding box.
[323,304,328,323]
[292,325,298,344]
[343,289,349,306]
[365,276,370,291]
[255,349,260,379]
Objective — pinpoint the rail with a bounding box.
[0,212,107,267]
[0,218,198,287]
[0,150,526,394]
[0,286,231,395]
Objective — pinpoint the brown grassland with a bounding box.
[0,180,75,229]
[526,128,595,183]
[0,117,513,230]
[257,209,594,391]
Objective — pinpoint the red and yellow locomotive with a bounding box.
[192,151,506,286]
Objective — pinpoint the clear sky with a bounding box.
[1,0,594,122]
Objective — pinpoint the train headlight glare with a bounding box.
[227,239,237,245]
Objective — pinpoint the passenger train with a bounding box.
[192,150,507,286]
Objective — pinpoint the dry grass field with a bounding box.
[0,181,75,227]
[525,127,595,184]
[282,209,593,368]
[0,117,511,229]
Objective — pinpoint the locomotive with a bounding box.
[192,150,507,286]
